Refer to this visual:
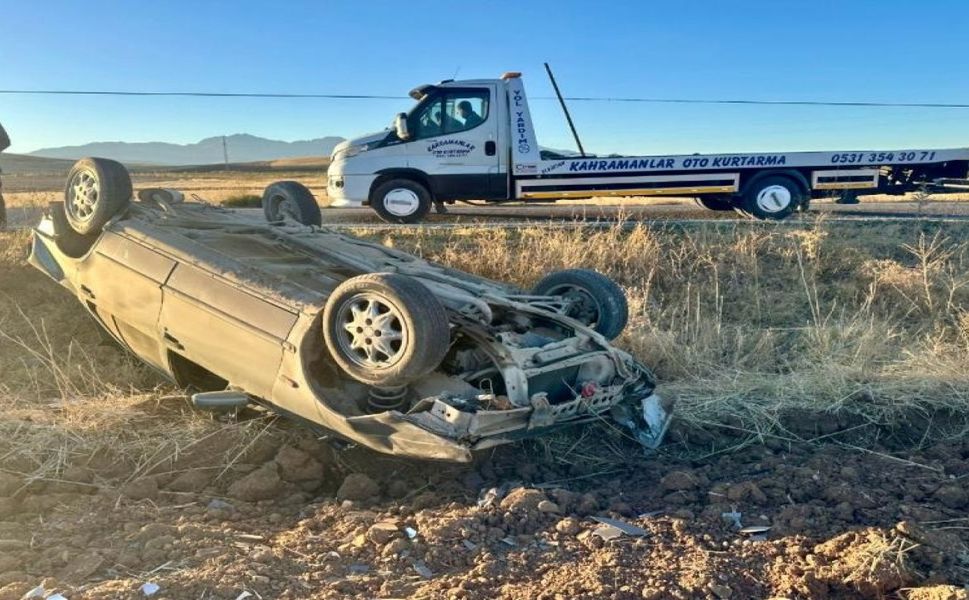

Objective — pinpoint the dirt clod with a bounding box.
[660,470,697,491]
[274,445,325,484]
[336,473,380,501]
[226,463,282,501]
[121,477,158,501]
[933,484,968,509]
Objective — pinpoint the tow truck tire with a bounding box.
[262,181,322,226]
[370,179,432,224]
[63,157,132,235]
[531,269,628,340]
[739,175,803,220]
[323,273,450,387]
[694,196,734,211]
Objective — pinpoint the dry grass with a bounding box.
[375,218,969,445]
[0,229,286,489]
[3,216,969,482]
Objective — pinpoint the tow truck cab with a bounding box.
[327,73,530,221]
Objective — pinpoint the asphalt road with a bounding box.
[8,200,969,231]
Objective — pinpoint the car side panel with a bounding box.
[159,263,299,398]
[74,232,175,370]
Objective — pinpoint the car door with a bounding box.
[74,231,175,371]
[406,85,504,200]
[158,263,299,399]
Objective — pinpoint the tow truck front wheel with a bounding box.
[739,176,804,220]
[370,179,431,224]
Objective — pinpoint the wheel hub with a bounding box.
[548,284,601,327]
[755,185,792,213]
[277,197,300,221]
[67,170,99,221]
[383,188,420,217]
[335,293,407,368]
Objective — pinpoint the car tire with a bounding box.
[694,195,734,211]
[262,181,322,226]
[739,175,803,220]
[531,269,629,340]
[49,202,99,258]
[63,157,132,235]
[322,273,450,387]
[370,179,432,224]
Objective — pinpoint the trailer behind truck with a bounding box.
[323,72,969,223]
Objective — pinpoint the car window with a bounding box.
[443,91,489,134]
[410,89,489,140]
[413,97,444,140]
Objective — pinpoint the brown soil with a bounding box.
[0,429,967,599]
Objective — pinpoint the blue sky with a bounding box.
[2,0,969,155]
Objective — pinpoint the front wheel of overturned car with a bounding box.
[63,157,133,235]
[262,181,322,226]
[532,268,629,340]
[370,179,432,224]
[323,273,450,387]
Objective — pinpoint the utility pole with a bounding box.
[222,135,229,167]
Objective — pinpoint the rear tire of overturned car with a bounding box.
[262,181,322,226]
[49,201,99,258]
[63,157,133,235]
[370,179,432,224]
[531,269,629,340]
[322,273,450,387]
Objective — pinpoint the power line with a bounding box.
[0,89,401,99]
[0,88,968,109]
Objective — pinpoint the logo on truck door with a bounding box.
[426,139,475,158]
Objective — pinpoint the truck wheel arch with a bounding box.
[370,169,435,205]
[740,169,810,198]
[738,169,811,194]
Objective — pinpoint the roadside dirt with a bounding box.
[0,425,967,599]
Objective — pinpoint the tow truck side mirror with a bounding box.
[394,113,411,141]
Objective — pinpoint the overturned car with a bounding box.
[28,158,672,461]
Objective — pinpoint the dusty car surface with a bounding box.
[28,158,672,461]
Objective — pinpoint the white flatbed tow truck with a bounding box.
[325,71,969,223]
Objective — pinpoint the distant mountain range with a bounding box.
[29,134,345,166]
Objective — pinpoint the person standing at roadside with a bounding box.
[0,122,9,229]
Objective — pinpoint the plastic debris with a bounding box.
[739,525,771,535]
[404,526,418,540]
[141,582,160,596]
[477,486,504,508]
[591,524,623,541]
[721,510,743,529]
[47,595,68,600]
[233,592,252,600]
[207,498,234,511]
[592,516,648,537]
[499,536,518,546]
[462,540,477,551]
[21,586,45,599]
[413,561,433,578]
